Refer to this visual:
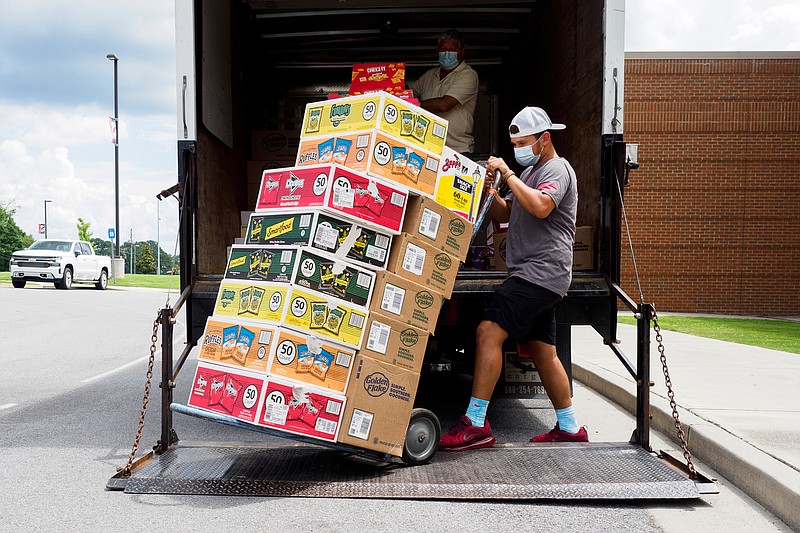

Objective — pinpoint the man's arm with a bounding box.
[504,175,556,219]
[418,94,460,114]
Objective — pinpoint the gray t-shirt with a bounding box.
[504,157,578,297]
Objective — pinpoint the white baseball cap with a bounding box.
[508,106,566,138]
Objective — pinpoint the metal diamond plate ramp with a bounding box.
[122,442,700,499]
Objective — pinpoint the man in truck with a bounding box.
[408,29,478,157]
[439,106,588,451]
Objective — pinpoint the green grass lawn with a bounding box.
[0,271,181,290]
[618,315,800,354]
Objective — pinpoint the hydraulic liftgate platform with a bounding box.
[108,284,716,500]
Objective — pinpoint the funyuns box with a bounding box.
[258,376,346,443]
[402,194,473,262]
[224,245,299,284]
[435,147,486,223]
[266,327,356,394]
[213,279,290,325]
[386,233,460,298]
[300,92,447,156]
[292,247,376,308]
[282,286,369,349]
[198,317,278,373]
[360,310,429,373]
[188,361,265,424]
[338,353,420,457]
[310,212,393,271]
[369,270,443,333]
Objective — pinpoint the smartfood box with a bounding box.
[282,286,369,349]
[435,147,486,223]
[213,280,290,325]
[258,376,346,443]
[310,212,393,270]
[265,327,356,394]
[188,362,265,424]
[292,248,376,308]
[223,245,299,284]
[198,317,278,374]
[300,92,447,156]
[246,211,317,247]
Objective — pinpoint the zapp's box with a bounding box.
[214,280,289,324]
[198,318,278,373]
[310,212,393,270]
[402,195,473,262]
[370,271,442,333]
[360,311,428,373]
[283,286,369,349]
[300,92,447,156]
[224,245,299,284]
[349,63,405,96]
[188,362,265,424]
[296,131,441,197]
[258,377,346,443]
[266,327,356,394]
[386,233,459,299]
[246,211,316,246]
[338,354,419,457]
[435,147,486,223]
[292,248,376,308]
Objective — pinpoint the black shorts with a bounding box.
[482,276,562,345]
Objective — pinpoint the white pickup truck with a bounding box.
[10,239,111,290]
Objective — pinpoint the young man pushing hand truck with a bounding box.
[439,106,588,451]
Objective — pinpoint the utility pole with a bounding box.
[157,200,161,275]
[107,53,121,258]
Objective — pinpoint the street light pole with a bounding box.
[157,200,161,275]
[107,53,120,258]
[44,200,52,238]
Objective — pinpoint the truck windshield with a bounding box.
[29,240,72,252]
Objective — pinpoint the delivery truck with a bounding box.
[110,0,712,499]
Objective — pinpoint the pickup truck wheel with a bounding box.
[401,408,441,466]
[12,279,26,289]
[56,267,73,290]
[95,269,108,290]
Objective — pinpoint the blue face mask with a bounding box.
[514,137,542,167]
[438,51,459,70]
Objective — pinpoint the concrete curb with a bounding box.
[573,360,800,532]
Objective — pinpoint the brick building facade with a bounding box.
[621,52,800,316]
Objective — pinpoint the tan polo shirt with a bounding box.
[408,61,478,154]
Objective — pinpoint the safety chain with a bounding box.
[117,310,160,477]
[652,307,698,479]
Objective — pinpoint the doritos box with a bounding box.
[349,62,405,96]
[435,147,487,223]
[310,212,393,270]
[266,327,356,394]
[188,362,265,424]
[246,211,317,246]
[300,92,447,156]
[213,280,289,324]
[198,317,278,373]
[386,233,459,299]
[224,245,299,284]
[258,376,346,443]
[338,353,419,457]
[292,248,376,308]
[402,195,473,262]
[369,270,443,333]
[282,286,369,349]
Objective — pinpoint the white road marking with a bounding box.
[81,356,151,384]
[0,403,19,410]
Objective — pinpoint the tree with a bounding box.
[77,218,93,244]
[90,238,112,257]
[0,201,34,270]
[136,242,157,274]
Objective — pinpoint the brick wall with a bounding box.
[622,54,800,316]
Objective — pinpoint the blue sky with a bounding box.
[0,0,798,255]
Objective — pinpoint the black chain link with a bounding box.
[117,310,160,477]
[652,307,698,479]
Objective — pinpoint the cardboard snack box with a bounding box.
[245,211,317,247]
[224,245,299,284]
[258,376,346,443]
[369,270,443,333]
[292,247,376,308]
[386,233,459,299]
[251,130,301,160]
[300,92,447,156]
[188,362,265,424]
[266,327,356,394]
[402,194,473,262]
[349,62,406,96]
[360,311,429,373]
[198,317,278,373]
[435,147,486,223]
[310,212,393,270]
[573,226,594,271]
[338,353,420,457]
[213,280,289,325]
[282,286,369,349]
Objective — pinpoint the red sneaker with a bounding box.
[439,415,496,451]
[530,423,589,443]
